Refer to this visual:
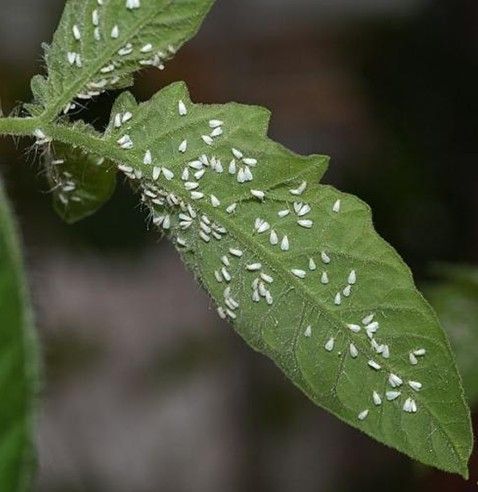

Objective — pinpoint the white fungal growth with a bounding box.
[358,410,369,421]
[372,391,382,406]
[304,325,312,338]
[325,337,335,352]
[388,373,403,388]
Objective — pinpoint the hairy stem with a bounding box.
[0,117,42,137]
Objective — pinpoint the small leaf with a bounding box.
[44,141,117,224]
[29,0,215,119]
[0,177,39,490]
[88,81,472,476]
[425,265,478,407]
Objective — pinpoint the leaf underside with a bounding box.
[28,0,215,119]
[55,81,470,476]
[44,139,116,224]
[30,0,215,221]
[0,178,39,491]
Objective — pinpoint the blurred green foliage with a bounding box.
[425,265,478,407]
[0,179,39,491]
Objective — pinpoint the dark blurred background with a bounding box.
[0,0,477,491]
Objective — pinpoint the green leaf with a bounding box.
[89,81,472,476]
[424,265,478,407]
[29,0,215,119]
[0,177,39,490]
[44,138,117,224]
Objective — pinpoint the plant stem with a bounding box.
[0,117,42,137]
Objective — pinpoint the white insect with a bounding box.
[403,398,417,413]
[408,381,422,392]
[251,190,265,200]
[178,100,187,116]
[280,236,290,251]
[72,25,81,40]
[368,360,381,371]
[347,324,361,333]
[210,195,221,208]
[143,150,152,165]
[388,373,403,388]
[349,343,358,358]
[179,140,188,153]
[325,337,335,352]
[358,410,369,421]
[386,391,401,401]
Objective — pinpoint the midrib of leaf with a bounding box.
[42,0,176,121]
